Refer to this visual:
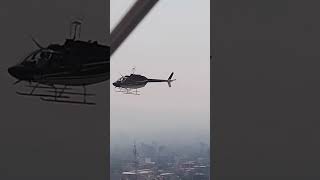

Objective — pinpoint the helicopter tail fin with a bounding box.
[168,72,174,80]
[167,72,175,87]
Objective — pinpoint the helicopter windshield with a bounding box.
[117,76,128,82]
[22,49,52,66]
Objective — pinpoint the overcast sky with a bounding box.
[110,0,210,146]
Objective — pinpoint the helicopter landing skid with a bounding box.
[25,85,73,90]
[17,83,96,105]
[40,97,96,105]
[16,92,70,99]
[124,92,140,95]
[40,90,96,105]
[45,90,96,96]
[115,89,140,95]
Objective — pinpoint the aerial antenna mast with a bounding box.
[133,141,139,180]
[70,20,82,40]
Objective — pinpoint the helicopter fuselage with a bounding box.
[8,39,110,86]
[113,73,175,89]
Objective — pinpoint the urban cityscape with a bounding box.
[111,141,210,180]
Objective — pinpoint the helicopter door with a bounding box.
[49,53,63,68]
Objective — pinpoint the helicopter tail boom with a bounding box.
[147,72,175,87]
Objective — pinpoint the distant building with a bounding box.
[192,173,209,180]
[193,165,210,175]
[121,172,136,180]
[180,161,196,169]
[121,169,154,180]
[159,173,179,180]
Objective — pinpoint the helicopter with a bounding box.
[113,68,175,95]
[7,0,159,105]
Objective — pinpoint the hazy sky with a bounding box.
[110,0,210,146]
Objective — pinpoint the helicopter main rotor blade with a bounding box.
[31,36,44,49]
[110,0,159,56]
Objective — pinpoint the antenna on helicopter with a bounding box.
[70,20,82,40]
[132,67,136,74]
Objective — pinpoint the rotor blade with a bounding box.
[110,0,159,56]
[31,37,44,49]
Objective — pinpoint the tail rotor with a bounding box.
[167,72,175,87]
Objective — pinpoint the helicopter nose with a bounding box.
[8,65,33,81]
[113,82,119,87]
[8,66,19,78]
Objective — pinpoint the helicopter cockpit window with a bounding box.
[117,76,127,82]
[22,49,53,66]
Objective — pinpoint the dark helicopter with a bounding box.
[9,21,109,87]
[7,0,159,105]
[113,69,175,95]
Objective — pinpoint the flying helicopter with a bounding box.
[113,68,176,95]
[7,0,159,105]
